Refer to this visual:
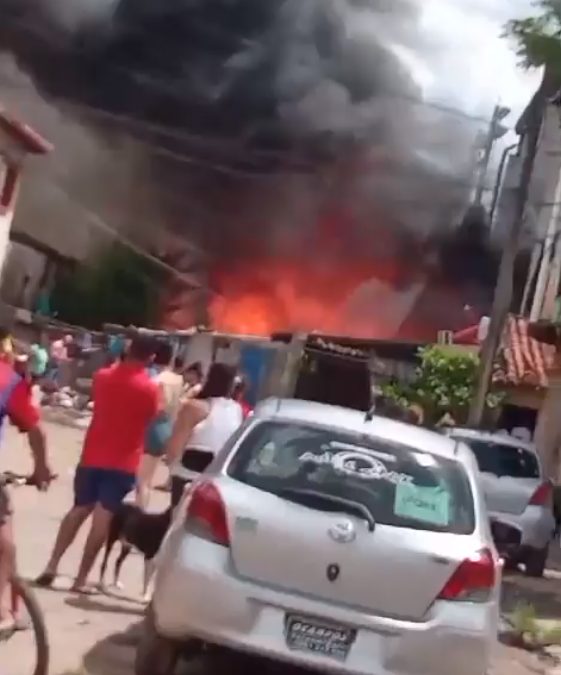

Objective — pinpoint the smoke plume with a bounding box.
[0,0,494,336]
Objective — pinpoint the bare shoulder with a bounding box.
[179,397,208,421]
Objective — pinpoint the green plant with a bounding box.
[508,601,561,648]
[504,0,561,74]
[52,242,165,329]
[380,345,503,425]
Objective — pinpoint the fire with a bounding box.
[208,256,417,338]
[164,210,444,338]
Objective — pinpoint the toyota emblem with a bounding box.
[327,563,340,582]
[328,519,357,543]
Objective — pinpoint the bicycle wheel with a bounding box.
[1,576,50,675]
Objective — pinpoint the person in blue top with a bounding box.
[137,342,183,508]
[33,285,52,317]
[108,335,126,362]
[29,331,49,383]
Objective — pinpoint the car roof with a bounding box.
[253,398,471,462]
[443,427,537,453]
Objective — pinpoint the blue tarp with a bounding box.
[239,343,274,406]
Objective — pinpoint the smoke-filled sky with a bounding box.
[0,0,542,335]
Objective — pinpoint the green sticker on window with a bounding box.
[394,484,450,526]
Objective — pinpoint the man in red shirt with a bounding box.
[36,336,159,593]
[0,358,52,632]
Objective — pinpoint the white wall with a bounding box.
[0,156,20,281]
[517,105,561,319]
[528,106,561,243]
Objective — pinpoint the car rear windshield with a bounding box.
[455,438,540,479]
[227,421,475,534]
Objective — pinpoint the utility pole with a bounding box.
[473,104,511,206]
[468,91,545,426]
[488,143,517,227]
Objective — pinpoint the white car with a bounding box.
[136,398,501,675]
[442,428,555,576]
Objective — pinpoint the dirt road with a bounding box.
[3,422,158,675]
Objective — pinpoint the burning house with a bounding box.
[0,0,499,338]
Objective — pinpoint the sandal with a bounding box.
[34,572,56,588]
[0,616,16,640]
[69,584,99,596]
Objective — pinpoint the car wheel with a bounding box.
[134,606,181,675]
[524,547,548,578]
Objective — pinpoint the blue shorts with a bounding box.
[145,413,172,458]
[74,466,136,512]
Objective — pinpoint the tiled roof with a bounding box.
[497,315,553,388]
[453,315,553,388]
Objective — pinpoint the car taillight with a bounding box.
[529,482,552,507]
[185,481,230,547]
[437,549,495,602]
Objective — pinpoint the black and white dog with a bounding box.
[99,503,173,600]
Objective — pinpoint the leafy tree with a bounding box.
[51,242,165,329]
[381,346,502,425]
[504,0,561,73]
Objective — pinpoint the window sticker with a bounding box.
[298,450,414,484]
[393,483,451,526]
[328,442,397,463]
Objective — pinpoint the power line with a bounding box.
[0,6,498,148]
[0,75,498,184]
[0,12,314,170]
[35,177,205,291]
[2,76,502,202]
[0,82,314,180]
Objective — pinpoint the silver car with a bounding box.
[442,428,555,577]
[137,399,501,675]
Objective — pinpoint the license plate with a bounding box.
[284,614,356,661]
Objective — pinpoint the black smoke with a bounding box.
[0,0,497,333]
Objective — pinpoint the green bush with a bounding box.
[51,243,165,329]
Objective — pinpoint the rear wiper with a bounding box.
[278,487,376,532]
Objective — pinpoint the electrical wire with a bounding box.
[2,76,504,207]
[0,76,500,188]
[34,177,206,291]
[0,5,499,151]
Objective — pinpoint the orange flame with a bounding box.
[162,210,444,338]
[208,255,415,338]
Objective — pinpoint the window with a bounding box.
[455,438,540,479]
[228,421,475,534]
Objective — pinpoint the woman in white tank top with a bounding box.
[166,363,244,507]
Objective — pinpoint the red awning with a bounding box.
[452,324,479,345]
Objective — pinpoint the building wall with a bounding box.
[527,106,561,242]
[492,152,520,244]
[502,104,561,319]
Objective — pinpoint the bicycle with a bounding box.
[0,471,50,675]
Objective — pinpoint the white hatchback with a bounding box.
[136,398,501,675]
